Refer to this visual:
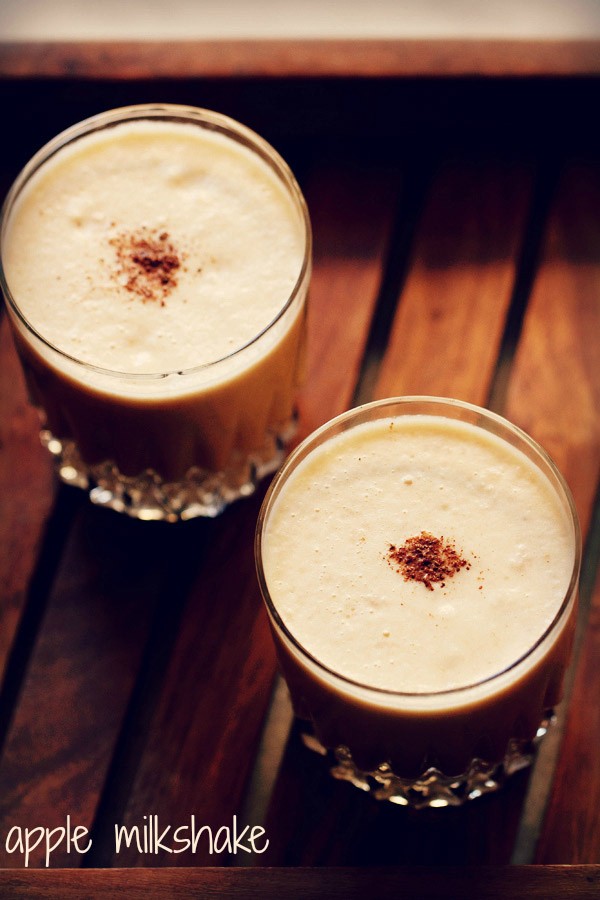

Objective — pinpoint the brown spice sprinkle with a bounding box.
[386,531,470,591]
[110,227,183,306]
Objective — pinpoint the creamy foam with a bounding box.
[3,119,305,375]
[263,415,574,694]
[1,110,309,494]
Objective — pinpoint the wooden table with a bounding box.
[0,39,599,897]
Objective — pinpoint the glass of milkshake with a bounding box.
[0,104,311,520]
[255,397,580,807]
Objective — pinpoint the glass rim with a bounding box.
[0,102,312,382]
[255,395,582,703]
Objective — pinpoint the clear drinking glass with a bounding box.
[0,104,311,521]
[255,397,580,808]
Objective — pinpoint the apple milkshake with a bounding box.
[256,397,580,806]
[0,105,311,520]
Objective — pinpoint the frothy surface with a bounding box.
[263,415,574,694]
[3,119,305,374]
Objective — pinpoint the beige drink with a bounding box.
[0,105,311,520]
[256,397,580,806]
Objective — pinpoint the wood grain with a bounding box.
[374,160,532,405]
[0,865,598,899]
[1,39,600,80]
[505,163,600,536]
[298,158,402,437]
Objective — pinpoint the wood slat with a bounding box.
[505,163,600,536]
[375,159,533,406]
[501,163,600,863]
[298,158,401,437]
[0,866,599,899]
[1,39,600,80]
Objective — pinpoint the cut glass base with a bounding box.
[301,713,554,809]
[41,418,296,522]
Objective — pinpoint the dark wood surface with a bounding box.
[0,39,599,897]
[1,38,600,78]
[0,866,600,899]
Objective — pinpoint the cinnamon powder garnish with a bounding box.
[110,227,183,306]
[386,532,470,591]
